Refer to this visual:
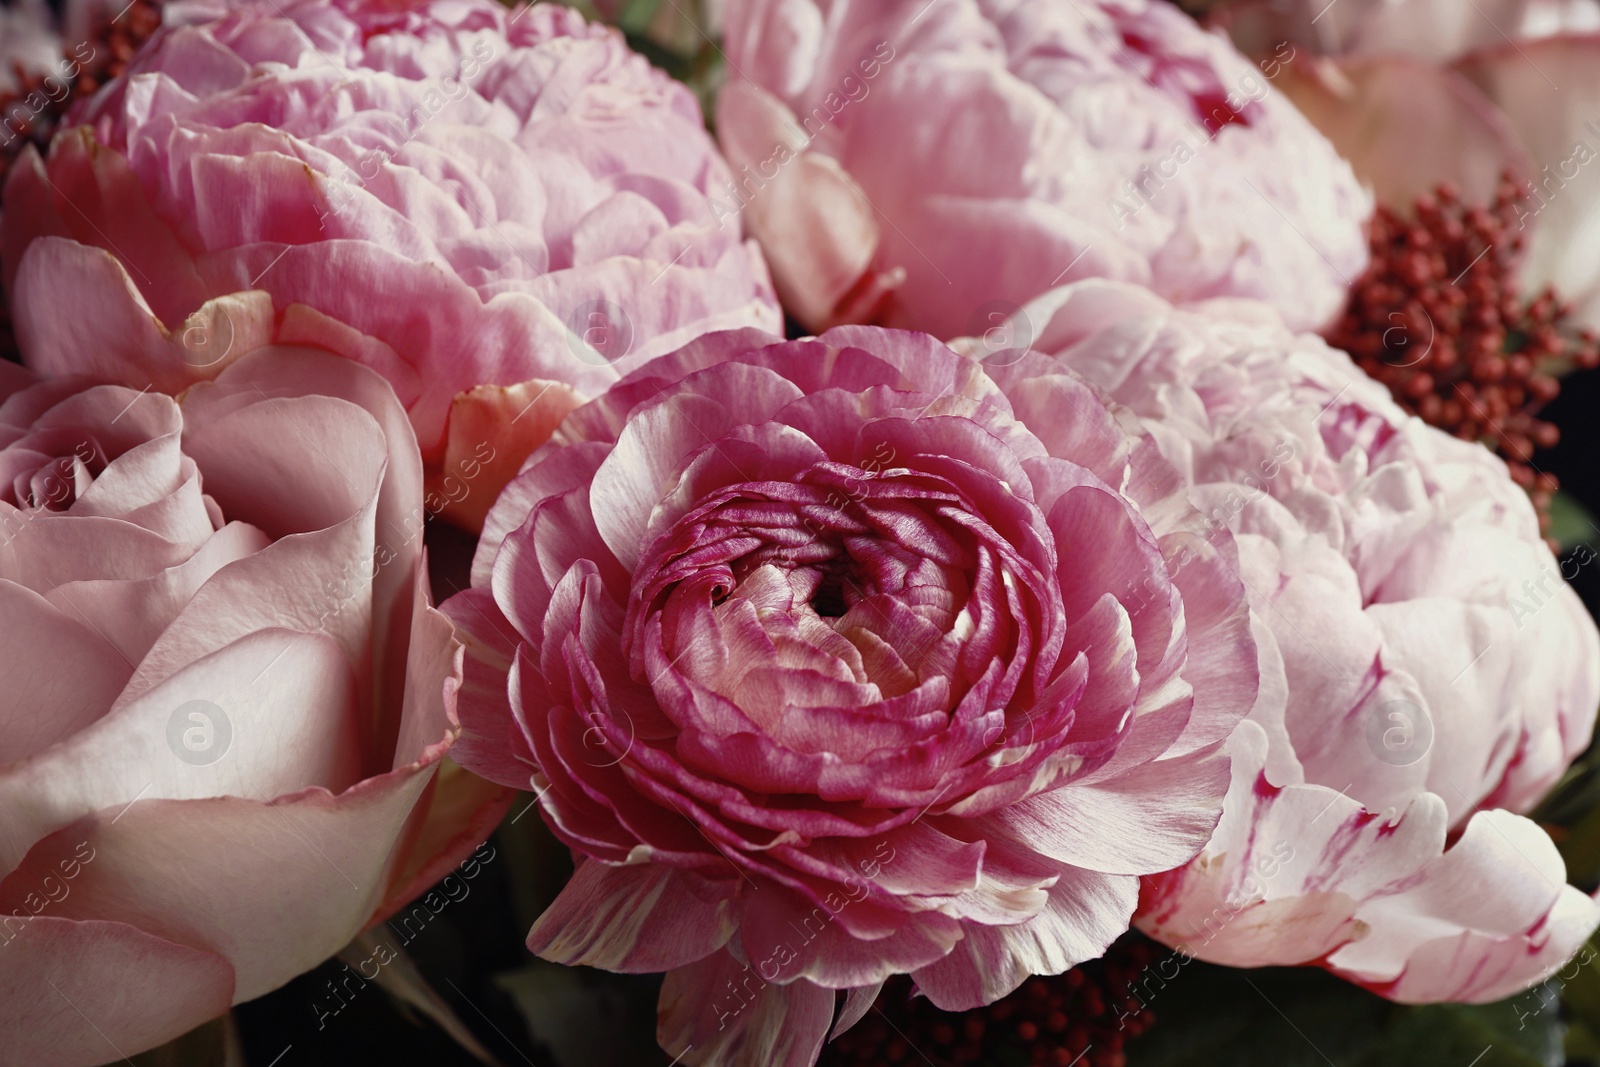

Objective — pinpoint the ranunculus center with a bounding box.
[626,460,1047,733]
[808,564,851,618]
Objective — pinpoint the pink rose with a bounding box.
[3,0,780,526]
[445,324,1260,1066]
[714,0,1370,336]
[0,348,506,1065]
[972,281,1600,1002]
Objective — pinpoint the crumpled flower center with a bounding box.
[625,457,1061,767]
[1117,28,1256,129]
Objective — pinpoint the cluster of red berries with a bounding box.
[0,0,160,181]
[1326,174,1600,536]
[821,934,1165,1067]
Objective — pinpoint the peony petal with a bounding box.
[2,130,209,326]
[10,237,190,392]
[1456,36,1600,329]
[716,79,882,331]
[1271,55,1534,210]
[1369,882,1600,1004]
[1328,809,1595,1001]
[1214,0,1542,63]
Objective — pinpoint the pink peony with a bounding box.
[1214,0,1600,327]
[444,324,1261,1066]
[2,0,780,526]
[964,281,1600,1002]
[713,0,1370,337]
[1218,0,1600,65]
[0,348,508,1064]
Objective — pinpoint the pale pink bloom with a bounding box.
[445,325,1261,1066]
[3,0,779,526]
[1215,0,1600,327]
[0,349,507,1064]
[1220,0,1600,64]
[966,281,1600,1002]
[713,0,1370,337]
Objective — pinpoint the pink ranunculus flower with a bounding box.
[966,281,1600,1002]
[2,0,780,527]
[0,348,509,1065]
[713,0,1370,338]
[444,324,1261,1066]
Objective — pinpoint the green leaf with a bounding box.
[617,0,664,33]
[1547,490,1600,554]
[1375,1002,1561,1067]
[1125,958,1561,1067]
[1560,942,1600,1062]
[1558,801,1600,889]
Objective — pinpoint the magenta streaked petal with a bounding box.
[911,866,1141,1011]
[526,860,738,973]
[658,952,835,1067]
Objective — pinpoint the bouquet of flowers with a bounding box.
[5,1,1600,1065]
